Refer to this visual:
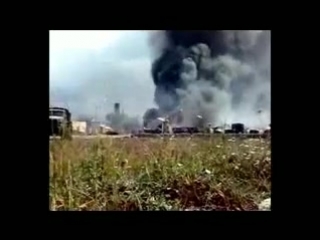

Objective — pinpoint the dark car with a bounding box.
[224,129,234,134]
[231,123,245,134]
[249,129,260,134]
[172,127,200,134]
[49,107,72,138]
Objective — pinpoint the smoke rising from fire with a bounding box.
[146,30,270,128]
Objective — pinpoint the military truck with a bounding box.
[49,107,72,139]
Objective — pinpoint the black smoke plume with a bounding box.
[145,30,270,128]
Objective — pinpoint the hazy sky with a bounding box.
[50,30,156,120]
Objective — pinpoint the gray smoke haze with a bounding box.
[50,31,156,122]
[148,30,270,128]
[50,30,270,130]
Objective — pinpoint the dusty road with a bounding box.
[50,132,270,141]
[73,134,131,139]
[50,134,132,140]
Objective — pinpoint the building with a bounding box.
[114,102,120,115]
[72,121,87,134]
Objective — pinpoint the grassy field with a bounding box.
[49,136,271,211]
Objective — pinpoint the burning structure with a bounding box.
[143,31,270,130]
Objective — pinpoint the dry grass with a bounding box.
[49,136,271,211]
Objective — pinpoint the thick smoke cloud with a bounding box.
[147,30,270,128]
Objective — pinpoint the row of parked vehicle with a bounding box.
[141,122,271,136]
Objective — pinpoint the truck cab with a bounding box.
[49,107,72,138]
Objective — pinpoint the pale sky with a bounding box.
[49,30,156,120]
[50,30,124,52]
